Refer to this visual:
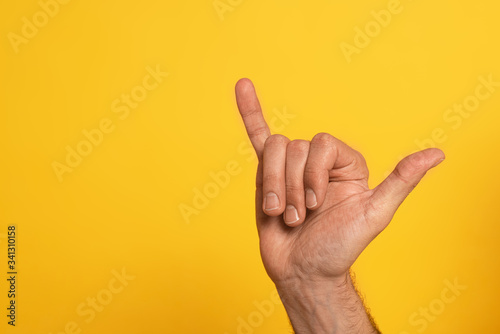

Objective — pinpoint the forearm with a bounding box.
[276,271,380,334]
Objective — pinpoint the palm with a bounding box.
[257,170,376,284]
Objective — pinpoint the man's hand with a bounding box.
[235,78,445,333]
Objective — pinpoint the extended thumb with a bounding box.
[367,148,445,230]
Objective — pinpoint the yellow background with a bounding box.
[1,0,499,333]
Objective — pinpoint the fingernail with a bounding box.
[264,192,280,211]
[305,188,317,208]
[432,158,446,168]
[285,205,299,225]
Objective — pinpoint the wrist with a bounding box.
[275,271,379,334]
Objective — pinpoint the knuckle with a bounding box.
[396,154,426,180]
[263,173,282,184]
[312,132,335,146]
[243,106,260,117]
[287,139,310,155]
[351,150,369,172]
[407,152,428,170]
[304,163,321,175]
[354,150,366,163]
[248,124,269,138]
[286,181,303,193]
[392,167,411,185]
[304,168,323,181]
[303,168,323,186]
[264,134,289,147]
[286,185,304,202]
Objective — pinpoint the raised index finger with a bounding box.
[235,78,271,159]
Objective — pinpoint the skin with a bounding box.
[234,78,445,333]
